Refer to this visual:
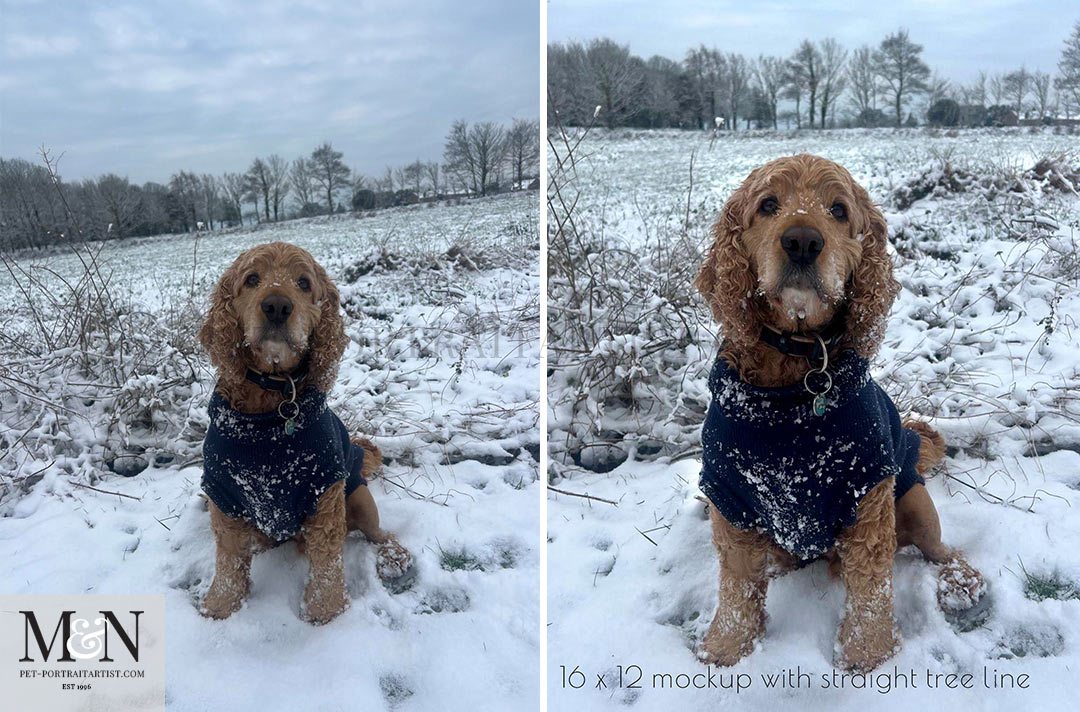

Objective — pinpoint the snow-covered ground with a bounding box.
[547,128,1080,710]
[0,192,540,710]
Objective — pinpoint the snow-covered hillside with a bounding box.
[0,192,540,711]
[547,127,1080,711]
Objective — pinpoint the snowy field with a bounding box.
[0,191,540,710]
[547,128,1080,711]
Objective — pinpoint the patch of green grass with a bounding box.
[439,546,484,572]
[1017,559,1079,602]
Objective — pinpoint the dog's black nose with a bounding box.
[261,295,293,325]
[780,226,824,265]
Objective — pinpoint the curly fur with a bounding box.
[197,241,410,624]
[695,154,898,385]
[198,241,346,412]
[695,155,983,671]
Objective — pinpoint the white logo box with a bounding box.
[0,595,165,712]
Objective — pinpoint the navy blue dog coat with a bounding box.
[699,349,923,560]
[202,387,366,541]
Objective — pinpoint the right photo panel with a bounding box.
[546,2,1080,710]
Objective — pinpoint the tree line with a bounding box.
[549,21,1080,131]
[0,117,539,252]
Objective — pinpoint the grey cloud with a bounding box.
[0,0,538,183]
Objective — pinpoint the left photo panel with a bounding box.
[0,2,541,710]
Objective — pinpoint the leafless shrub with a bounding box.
[0,150,204,502]
[547,118,717,478]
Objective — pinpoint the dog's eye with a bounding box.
[829,203,848,221]
[759,197,779,216]
[244,273,260,288]
[297,277,311,292]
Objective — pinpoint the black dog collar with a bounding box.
[244,361,310,392]
[759,318,845,362]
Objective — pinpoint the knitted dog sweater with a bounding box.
[202,387,366,541]
[699,349,923,560]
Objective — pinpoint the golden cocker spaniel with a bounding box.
[198,241,411,624]
[695,155,987,671]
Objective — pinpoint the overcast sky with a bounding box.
[0,0,538,183]
[549,0,1075,87]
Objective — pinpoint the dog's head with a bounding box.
[696,154,898,358]
[199,241,346,391]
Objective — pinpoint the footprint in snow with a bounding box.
[414,585,471,614]
[379,674,414,709]
[993,623,1065,659]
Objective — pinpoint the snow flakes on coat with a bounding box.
[202,387,366,541]
[699,349,923,560]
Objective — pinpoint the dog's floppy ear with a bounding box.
[695,179,768,348]
[307,261,347,393]
[845,183,899,359]
[199,260,248,386]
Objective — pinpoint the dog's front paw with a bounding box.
[699,611,763,666]
[835,614,900,672]
[937,558,987,612]
[301,580,349,625]
[376,538,413,582]
[200,576,249,620]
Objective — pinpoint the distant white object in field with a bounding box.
[196,221,205,232]
[594,105,602,118]
[107,223,113,233]
[715,116,724,128]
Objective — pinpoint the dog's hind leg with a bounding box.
[897,421,987,619]
[346,485,413,583]
[346,437,413,584]
[700,505,770,667]
[896,483,987,617]
[300,480,349,625]
[202,503,266,619]
[836,478,900,672]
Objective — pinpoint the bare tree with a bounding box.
[873,28,930,126]
[1003,67,1032,117]
[726,53,751,129]
[782,58,808,128]
[548,41,592,126]
[639,55,682,127]
[471,122,507,195]
[266,154,290,221]
[586,38,643,128]
[97,174,138,238]
[988,73,1007,105]
[927,70,952,106]
[403,159,424,195]
[246,158,271,222]
[290,158,315,210]
[309,141,350,212]
[964,70,988,107]
[683,46,711,128]
[506,118,539,188]
[425,161,441,198]
[755,55,786,130]
[817,38,847,128]
[1057,20,1080,118]
[444,119,506,196]
[221,172,246,227]
[199,173,218,230]
[1032,70,1053,119]
[168,171,201,231]
[847,45,879,121]
[791,40,821,127]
